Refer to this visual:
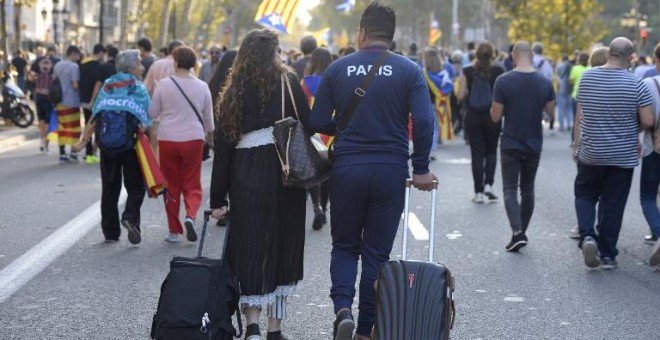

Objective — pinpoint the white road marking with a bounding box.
[504,296,525,303]
[0,191,127,304]
[404,213,430,241]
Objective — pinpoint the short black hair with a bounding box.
[359,1,396,43]
[409,43,418,54]
[159,47,169,56]
[168,39,184,54]
[137,37,153,52]
[106,45,119,59]
[389,40,397,51]
[300,36,317,55]
[66,45,81,56]
[92,43,107,55]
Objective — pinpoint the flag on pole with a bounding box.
[254,0,301,35]
[305,27,331,47]
[429,14,442,46]
[135,130,167,198]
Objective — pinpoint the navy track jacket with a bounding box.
[310,45,434,175]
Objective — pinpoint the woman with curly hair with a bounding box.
[457,41,506,203]
[210,29,311,340]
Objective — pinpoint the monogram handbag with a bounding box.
[273,74,331,188]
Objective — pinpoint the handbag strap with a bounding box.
[281,74,300,120]
[333,50,391,144]
[170,76,204,129]
[651,77,660,98]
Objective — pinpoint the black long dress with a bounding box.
[210,73,311,307]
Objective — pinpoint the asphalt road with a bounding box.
[0,130,658,340]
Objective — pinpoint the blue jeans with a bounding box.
[501,149,541,233]
[329,163,408,337]
[556,93,573,131]
[575,163,634,259]
[640,152,660,237]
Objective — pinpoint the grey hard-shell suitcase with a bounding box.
[373,180,455,340]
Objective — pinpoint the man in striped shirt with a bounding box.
[574,37,656,270]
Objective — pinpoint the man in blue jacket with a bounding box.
[310,2,436,339]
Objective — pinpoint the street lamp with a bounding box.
[51,0,60,46]
[41,8,48,43]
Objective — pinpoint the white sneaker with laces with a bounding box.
[484,184,498,200]
[569,226,580,240]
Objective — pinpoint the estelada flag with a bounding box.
[254,0,300,35]
[135,130,167,198]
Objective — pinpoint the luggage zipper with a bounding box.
[200,312,210,333]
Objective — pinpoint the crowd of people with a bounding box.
[1,1,659,339]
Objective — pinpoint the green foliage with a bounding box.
[493,0,607,60]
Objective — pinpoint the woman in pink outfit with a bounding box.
[148,46,214,243]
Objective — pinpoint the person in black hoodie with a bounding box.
[79,43,107,164]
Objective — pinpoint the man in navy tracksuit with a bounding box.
[310,3,436,339]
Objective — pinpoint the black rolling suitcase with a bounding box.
[151,210,242,340]
[373,180,455,340]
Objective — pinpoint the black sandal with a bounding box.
[266,330,289,340]
[245,324,260,340]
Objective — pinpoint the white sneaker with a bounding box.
[569,226,580,239]
[472,193,484,204]
[484,185,498,200]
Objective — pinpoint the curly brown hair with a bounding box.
[216,29,290,143]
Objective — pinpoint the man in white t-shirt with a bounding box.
[52,45,82,164]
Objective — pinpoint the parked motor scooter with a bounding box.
[0,71,35,128]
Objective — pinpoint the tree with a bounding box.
[493,0,606,60]
[158,0,174,47]
[309,0,487,50]
[12,0,36,52]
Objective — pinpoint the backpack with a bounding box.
[467,71,493,112]
[94,110,139,155]
[48,77,62,104]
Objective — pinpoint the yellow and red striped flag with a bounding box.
[135,130,167,198]
[255,0,301,35]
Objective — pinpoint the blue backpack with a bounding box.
[94,110,139,155]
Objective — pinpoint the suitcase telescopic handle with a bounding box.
[196,209,214,258]
[402,179,438,262]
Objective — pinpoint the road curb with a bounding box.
[0,127,40,153]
